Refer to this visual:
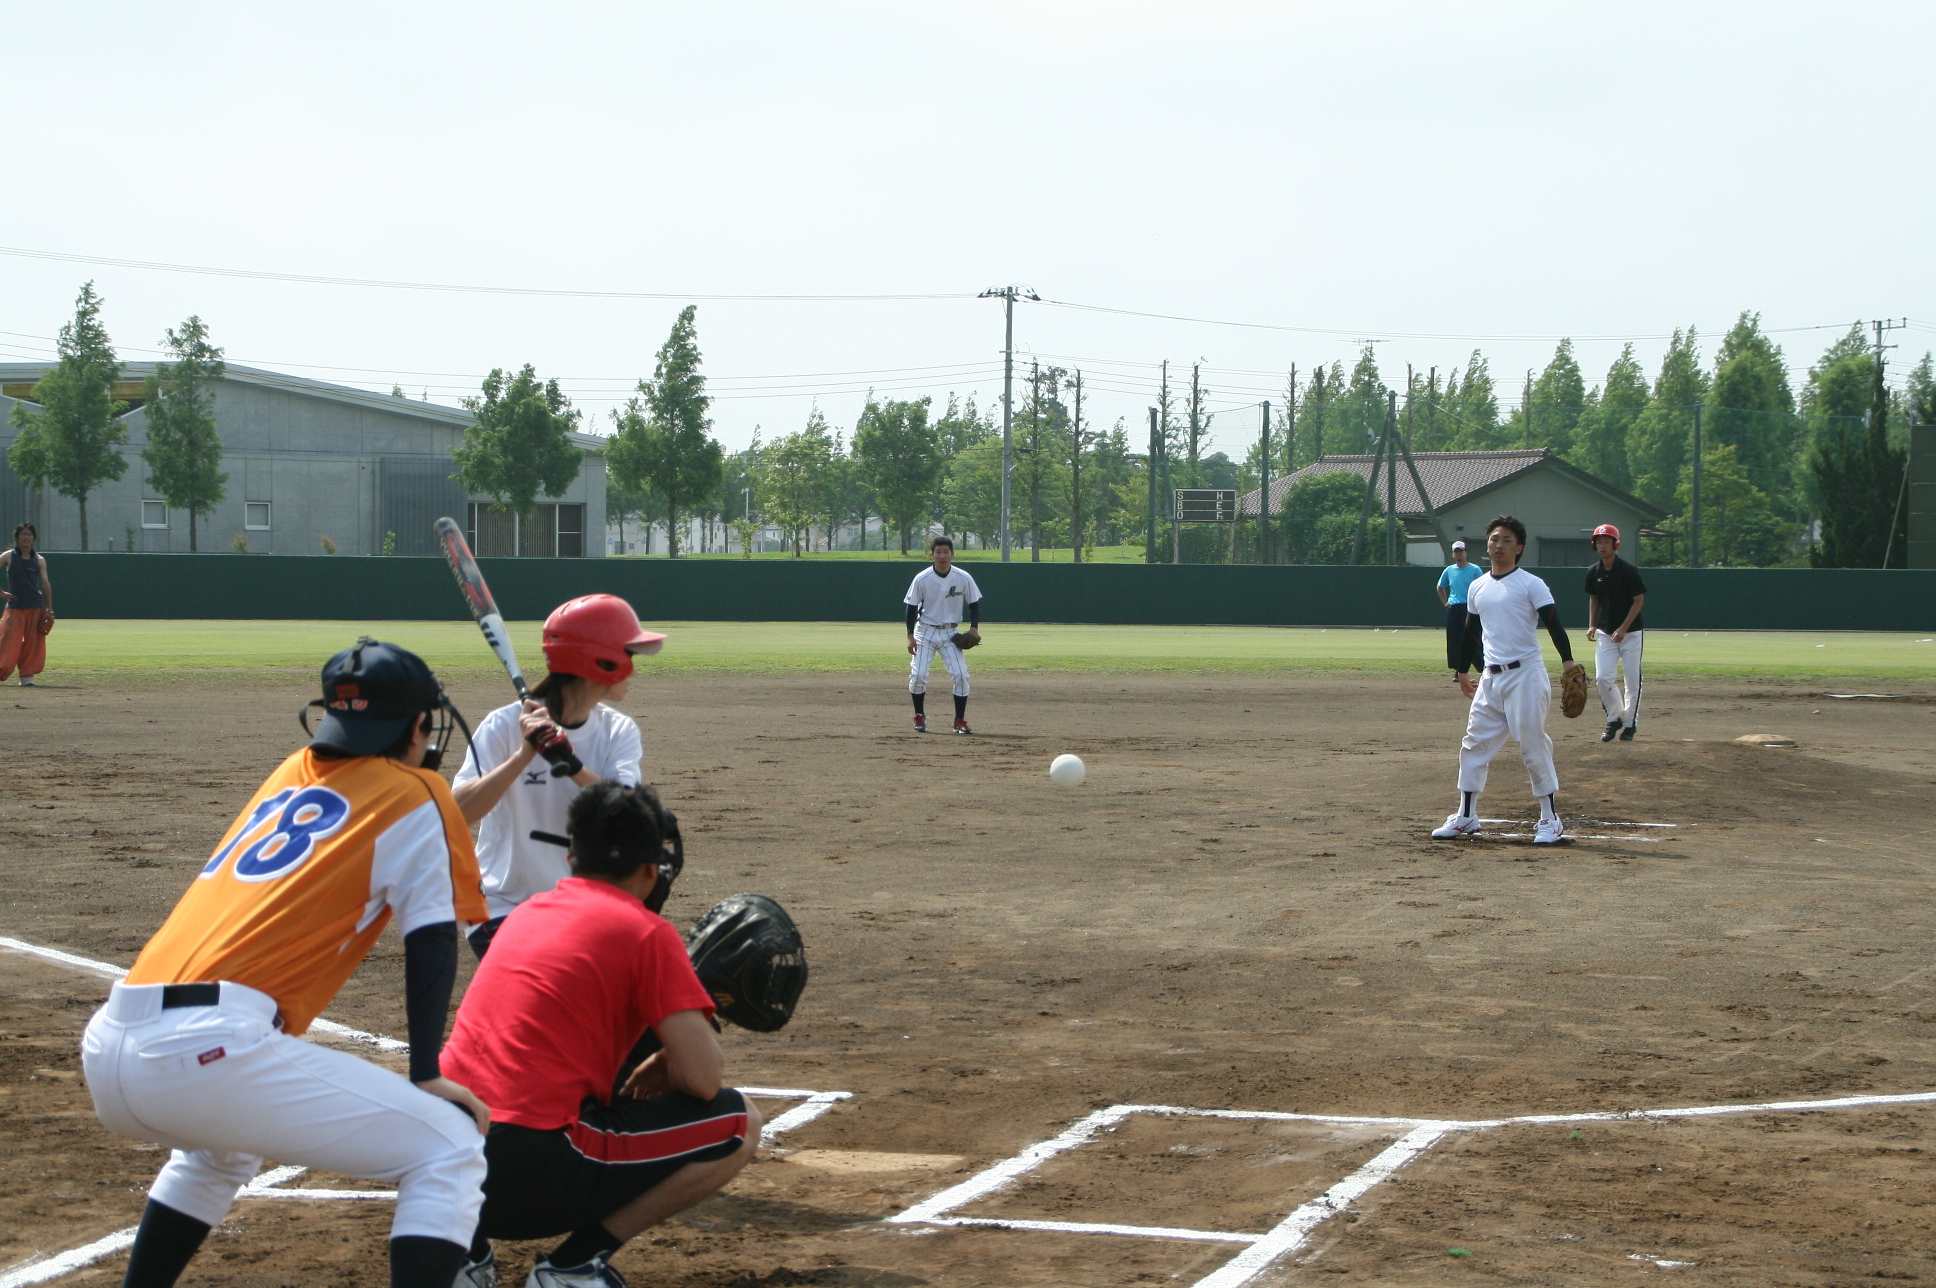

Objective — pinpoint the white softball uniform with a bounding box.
[905,566,980,698]
[84,980,486,1242]
[1459,567,1560,799]
[455,701,643,919]
[1594,630,1644,727]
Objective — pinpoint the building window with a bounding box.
[245,502,271,530]
[142,500,169,529]
[465,501,587,558]
[1539,537,1594,567]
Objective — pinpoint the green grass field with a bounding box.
[614,545,1148,563]
[38,620,1936,681]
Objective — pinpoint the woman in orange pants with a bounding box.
[0,522,54,686]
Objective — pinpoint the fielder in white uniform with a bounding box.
[1432,515,1586,846]
[904,536,982,734]
[1582,523,1647,742]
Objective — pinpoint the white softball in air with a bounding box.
[1049,754,1087,786]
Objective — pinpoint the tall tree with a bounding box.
[1516,338,1586,454]
[853,395,941,554]
[1807,326,1904,567]
[941,436,1003,551]
[1707,312,1796,493]
[453,365,582,523]
[1570,344,1645,490]
[1013,366,1071,560]
[7,282,129,550]
[1672,443,1789,566]
[1439,351,1502,449]
[760,407,838,555]
[606,306,724,558]
[140,316,228,553]
[1332,346,1386,455]
[1629,327,1708,509]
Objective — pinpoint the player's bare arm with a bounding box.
[622,1009,725,1102]
[1586,593,1600,641]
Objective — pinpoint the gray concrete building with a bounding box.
[0,363,606,557]
[1240,449,1665,566]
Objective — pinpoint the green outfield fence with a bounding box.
[45,554,1936,632]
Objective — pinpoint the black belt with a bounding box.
[1485,660,1522,674]
[161,983,220,1009]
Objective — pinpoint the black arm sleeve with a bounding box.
[968,600,980,629]
[904,604,918,632]
[1536,603,1574,663]
[1457,611,1483,672]
[402,922,459,1083]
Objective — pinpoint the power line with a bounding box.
[0,245,972,303]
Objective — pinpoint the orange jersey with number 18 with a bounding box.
[126,749,486,1035]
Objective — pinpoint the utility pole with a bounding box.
[1188,362,1203,464]
[978,285,1038,563]
[1070,370,1084,565]
[1425,367,1437,450]
[1522,370,1534,448]
[1145,407,1161,565]
[1873,318,1907,566]
[1690,402,1703,568]
[1284,365,1298,472]
[1258,400,1272,564]
[1385,391,1400,567]
[1028,360,1043,563]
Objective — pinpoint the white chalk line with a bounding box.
[0,935,849,1280]
[1478,819,1678,828]
[887,1091,1936,1288]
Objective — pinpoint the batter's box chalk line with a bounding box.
[0,935,850,1288]
[882,1091,1936,1288]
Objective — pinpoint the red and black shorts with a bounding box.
[478,1088,749,1241]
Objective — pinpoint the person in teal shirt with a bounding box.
[1436,541,1483,674]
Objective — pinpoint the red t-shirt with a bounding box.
[442,877,716,1130]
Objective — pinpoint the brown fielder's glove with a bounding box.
[1560,662,1588,718]
[36,611,54,635]
[950,628,981,650]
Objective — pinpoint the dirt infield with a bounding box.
[2,669,1933,1286]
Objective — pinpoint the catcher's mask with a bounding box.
[298,637,471,771]
[686,893,809,1032]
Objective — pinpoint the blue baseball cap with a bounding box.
[311,638,442,756]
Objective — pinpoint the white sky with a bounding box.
[4,1,1931,458]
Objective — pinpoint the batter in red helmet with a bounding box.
[453,594,665,956]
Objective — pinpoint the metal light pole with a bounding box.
[979,285,1037,562]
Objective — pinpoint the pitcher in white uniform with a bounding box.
[1431,515,1587,846]
[454,594,663,956]
[903,536,982,734]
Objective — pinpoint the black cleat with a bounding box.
[1600,720,1620,743]
[1619,723,1636,741]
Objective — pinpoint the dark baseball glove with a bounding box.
[36,611,54,636]
[687,893,809,1032]
[1560,662,1588,719]
[950,628,981,650]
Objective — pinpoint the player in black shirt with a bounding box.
[1582,523,1646,742]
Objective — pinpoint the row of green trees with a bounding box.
[8,284,228,551]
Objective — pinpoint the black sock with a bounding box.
[911,693,925,715]
[467,1230,492,1262]
[954,695,967,720]
[389,1236,466,1288]
[549,1225,624,1269]
[1461,791,1475,818]
[122,1200,211,1288]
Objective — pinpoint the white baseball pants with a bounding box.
[1457,661,1559,800]
[1594,630,1644,726]
[82,980,485,1244]
[908,623,970,697]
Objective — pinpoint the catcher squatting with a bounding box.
[81,602,808,1288]
[904,535,982,734]
[1433,514,1590,846]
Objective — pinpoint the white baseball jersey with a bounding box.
[1466,568,1555,669]
[904,566,981,628]
[454,700,643,919]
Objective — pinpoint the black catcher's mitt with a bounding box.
[687,894,809,1032]
[950,628,982,650]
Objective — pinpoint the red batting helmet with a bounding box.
[541,594,665,685]
[1591,523,1620,548]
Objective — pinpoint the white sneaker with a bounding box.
[1534,816,1565,845]
[526,1255,627,1288]
[455,1249,496,1288]
[18,677,33,687]
[1431,814,1482,839]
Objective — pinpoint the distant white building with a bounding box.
[0,362,607,557]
